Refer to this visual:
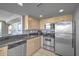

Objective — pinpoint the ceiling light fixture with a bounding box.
[36,3,42,7]
[59,9,64,13]
[18,3,23,6]
[40,15,43,17]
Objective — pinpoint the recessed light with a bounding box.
[18,3,23,6]
[59,9,64,13]
[40,15,43,17]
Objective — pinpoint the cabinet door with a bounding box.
[27,37,41,56]
[34,37,41,50]
[27,39,35,56]
[0,46,8,56]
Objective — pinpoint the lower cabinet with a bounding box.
[0,37,41,56]
[27,37,41,56]
[0,46,8,56]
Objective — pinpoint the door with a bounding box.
[55,21,74,56]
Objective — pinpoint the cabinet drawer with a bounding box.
[0,46,8,56]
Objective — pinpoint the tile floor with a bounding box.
[32,48,58,56]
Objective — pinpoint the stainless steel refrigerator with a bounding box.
[55,21,74,56]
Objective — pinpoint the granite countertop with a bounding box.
[0,33,40,48]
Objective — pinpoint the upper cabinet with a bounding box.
[40,15,72,29]
[23,16,40,30]
[28,16,40,29]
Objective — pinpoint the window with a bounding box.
[45,23,51,29]
[8,22,22,34]
[8,25,12,34]
[0,22,2,35]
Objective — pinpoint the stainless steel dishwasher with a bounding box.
[8,41,26,56]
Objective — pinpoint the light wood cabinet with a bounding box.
[27,37,41,56]
[40,15,72,29]
[27,38,35,56]
[28,17,40,29]
[34,37,41,50]
[24,16,40,30]
[0,46,8,56]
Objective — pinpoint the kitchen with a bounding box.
[0,3,79,56]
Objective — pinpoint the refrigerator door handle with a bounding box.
[72,33,74,48]
[72,38,74,48]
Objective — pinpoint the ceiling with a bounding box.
[0,3,78,20]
